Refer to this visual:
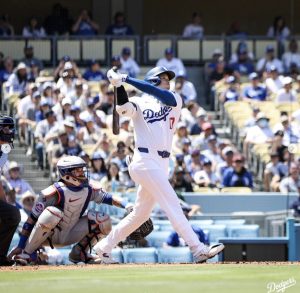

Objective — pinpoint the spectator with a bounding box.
[222,154,253,188]
[217,146,234,181]
[44,3,71,35]
[290,195,300,217]
[267,16,290,42]
[229,46,255,77]
[106,12,134,35]
[201,134,223,170]
[58,71,76,99]
[219,76,240,103]
[244,106,261,130]
[279,163,300,193]
[275,76,297,103]
[83,59,105,81]
[192,122,215,150]
[28,60,40,82]
[5,161,34,199]
[170,166,193,193]
[193,158,220,188]
[171,71,197,104]
[182,12,204,39]
[120,47,140,78]
[271,130,287,162]
[72,9,99,36]
[90,152,107,181]
[77,116,102,144]
[256,45,284,74]
[54,56,80,82]
[205,49,223,76]
[229,41,254,64]
[226,20,247,38]
[110,55,122,70]
[172,122,189,155]
[6,62,28,97]
[181,102,203,133]
[243,72,267,102]
[156,48,186,77]
[265,65,284,95]
[0,56,14,83]
[185,149,203,177]
[100,162,123,192]
[22,16,46,38]
[20,191,36,216]
[21,44,43,70]
[282,39,300,74]
[0,14,14,36]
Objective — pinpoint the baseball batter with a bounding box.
[94,66,224,263]
[8,156,129,265]
[0,115,21,266]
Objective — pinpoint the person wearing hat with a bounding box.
[265,65,284,94]
[182,12,204,39]
[219,75,240,103]
[216,146,235,181]
[192,122,215,151]
[22,43,43,70]
[229,41,254,64]
[172,122,189,154]
[77,114,102,145]
[229,46,254,77]
[275,76,297,103]
[222,154,253,188]
[20,191,37,216]
[244,106,261,130]
[110,55,122,70]
[279,163,300,194]
[156,48,186,77]
[83,59,105,82]
[171,70,197,104]
[0,56,14,84]
[6,161,34,198]
[256,44,283,74]
[282,39,300,74]
[243,72,267,101]
[6,62,28,97]
[120,47,140,78]
[58,71,76,99]
[202,134,223,170]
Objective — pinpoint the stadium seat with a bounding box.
[227,224,259,238]
[221,187,252,194]
[157,247,193,263]
[152,220,173,231]
[188,219,214,226]
[146,231,172,247]
[193,186,219,193]
[122,247,157,263]
[112,248,124,263]
[199,225,227,242]
[214,219,246,226]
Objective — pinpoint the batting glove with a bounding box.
[107,68,127,87]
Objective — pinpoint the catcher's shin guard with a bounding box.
[69,213,112,264]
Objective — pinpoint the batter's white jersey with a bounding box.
[117,91,182,154]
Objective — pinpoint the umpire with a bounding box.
[0,115,21,266]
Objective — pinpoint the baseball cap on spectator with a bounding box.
[87,97,96,107]
[282,76,293,86]
[202,157,212,165]
[91,151,103,160]
[75,80,83,87]
[15,62,27,71]
[43,82,52,91]
[122,47,131,55]
[266,45,275,53]
[63,119,75,128]
[222,146,234,156]
[226,76,236,84]
[165,48,173,55]
[62,55,71,62]
[64,61,73,70]
[202,122,213,131]
[267,65,278,73]
[62,97,72,106]
[57,127,67,136]
[213,48,222,56]
[32,91,41,99]
[71,105,81,112]
[90,59,98,66]
[176,70,186,78]
[233,153,245,162]
[181,137,191,145]
[249,72,259,80]
[8,161,20,171]
[177,122,187,130]
[196,108,207,118]
[21,191,36,205]
[256,112,269,122]
[82,115,94,123]
[191,149,200,157]
[30,60,38,67]
[40,98,49,107]
[280,115,289,123]
[208,134,217,142]
[111,55,120,62]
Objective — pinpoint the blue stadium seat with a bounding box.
[157,247,193,263]
[227,225,259,238]
[189,220,214,226]
[152,220,173,231]
[112,248,124,263]
[122,248,157,263]
[146,231,172,247]
[214,219,246,226]
[200,225,227,242]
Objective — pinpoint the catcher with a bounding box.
[8,155,152,265]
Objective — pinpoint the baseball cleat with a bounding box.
[194,243,225,263]
[69,251,102,264]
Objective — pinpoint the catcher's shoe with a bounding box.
[12,251,37,266]
[194,243,225,263]
[94,248,118,264]
[69,248,102,264]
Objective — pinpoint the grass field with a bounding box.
[0,264,299,293]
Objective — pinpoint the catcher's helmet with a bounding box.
[57,156,89,187]
[0,115,15,144]
[144,66,175,86]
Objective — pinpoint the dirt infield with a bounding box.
[1,261,299,272]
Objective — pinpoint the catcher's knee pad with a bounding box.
[87,210,112,235]
[37,206,64,231]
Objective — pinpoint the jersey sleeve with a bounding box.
[116,97,139,119]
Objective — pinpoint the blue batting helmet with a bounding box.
[144,66,175,86]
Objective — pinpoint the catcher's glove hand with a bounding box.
[129,218,154,241]
[124,205,153,241]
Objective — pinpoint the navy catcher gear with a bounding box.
[0,115,15,145]
[144,66,175,86]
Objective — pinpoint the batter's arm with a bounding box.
[115,86,138,118]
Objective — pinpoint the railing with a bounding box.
[0,35,298,67]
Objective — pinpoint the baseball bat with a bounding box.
[112,66,120,135]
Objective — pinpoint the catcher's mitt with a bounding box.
[128,218,154,241]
